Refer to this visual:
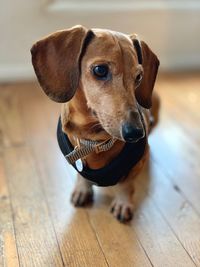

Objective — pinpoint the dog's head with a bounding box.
[31,25,159,142]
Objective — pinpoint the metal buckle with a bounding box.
[94,138,110,154]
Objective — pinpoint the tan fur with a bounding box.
[31,26,160,222]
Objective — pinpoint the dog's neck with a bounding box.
[61,87,110,142]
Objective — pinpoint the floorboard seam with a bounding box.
[2,153,21,267]
[85,210,110,267]
[144,159,199,266]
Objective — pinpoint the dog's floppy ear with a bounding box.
[130,35,160,108]
[31,25,94,102]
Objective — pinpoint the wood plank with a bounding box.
[136,159,200,266]
[0,157,19,267]
[150,76,200,215]
[159,82,200,145]
[3,146,64,267]
[150,117,200,211]
[0,84,25,147]
[84,174,197,267]
[131,192,196,267]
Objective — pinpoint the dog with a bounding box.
[31,25,160,223]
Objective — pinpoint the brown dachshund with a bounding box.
[31,25,160,223]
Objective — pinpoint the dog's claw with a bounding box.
[110,206,114,213]
[110,200,134,223]
[117,213,122,221]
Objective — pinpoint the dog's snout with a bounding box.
[129,110,140,121]
[122,123,144,143]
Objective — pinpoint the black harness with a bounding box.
[57,117,147,187]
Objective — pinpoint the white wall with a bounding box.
[0,0,200,82]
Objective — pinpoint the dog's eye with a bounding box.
[135,73,143,86]
[92,64,109,80]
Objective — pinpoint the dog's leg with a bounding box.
[71,174,93,206]
[110,177,134,223]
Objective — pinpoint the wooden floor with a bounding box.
[0,73,200,267]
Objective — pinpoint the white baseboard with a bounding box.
[47,0,200,12]
[0,65,35,83]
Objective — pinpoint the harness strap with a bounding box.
[65,138,117,164]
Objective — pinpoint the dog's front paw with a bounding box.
[110,199,134,223]
[71,187,93,207]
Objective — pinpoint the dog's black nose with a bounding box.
[122,123,144,142]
